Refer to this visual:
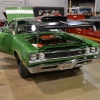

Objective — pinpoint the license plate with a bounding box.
[59,63,74,70]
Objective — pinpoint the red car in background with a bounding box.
[0,20,6,27]
[66,18,100,43]
[0,12,7,27]
[67,15,86,20]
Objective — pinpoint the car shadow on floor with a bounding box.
[0,57,17,70]
[0,57,16,64]
[31,68,81,82]
[29,68,98,94]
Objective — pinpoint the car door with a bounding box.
[0,20,17,54]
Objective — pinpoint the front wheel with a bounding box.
[16,55,31,78]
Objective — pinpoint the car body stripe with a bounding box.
[6,10,33,14]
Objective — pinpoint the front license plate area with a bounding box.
[59,63,74,70]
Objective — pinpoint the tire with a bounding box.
[15,55,30,78]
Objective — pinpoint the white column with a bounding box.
[24,0,29,7]
[95,0,100,12]
[64,0,68,15]
[95,0,97,13]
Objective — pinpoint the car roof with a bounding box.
[92,16,100,19]
[16,16,67,23]
[14,16,94,29]
[23,17,39,24]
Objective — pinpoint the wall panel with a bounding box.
[95,0,100,12]
[0,0,24,19]
[0,0,68,19]
[29,0,64,7]
[28,0,68,15]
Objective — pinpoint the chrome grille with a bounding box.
[45,49,85,59]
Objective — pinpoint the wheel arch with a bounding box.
[13,50,31,78]
[13,50,20,64]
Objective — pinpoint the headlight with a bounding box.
[38,53,45,60]
[85,47,90,54]
[91,47,96,53]
[29,54,37,61]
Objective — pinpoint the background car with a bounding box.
[67,18,100,43]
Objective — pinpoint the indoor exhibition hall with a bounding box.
[1,0,100,100]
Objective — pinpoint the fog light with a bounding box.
[38,67,42,71]
[87,60,92,63]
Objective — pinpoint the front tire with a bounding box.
[15,55,30,78]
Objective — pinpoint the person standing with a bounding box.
[54,10,62,16]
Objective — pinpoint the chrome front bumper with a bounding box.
[28,57,100,74]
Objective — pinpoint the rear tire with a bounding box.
[15,55,30,78]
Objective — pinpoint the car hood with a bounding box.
[15,33,100,54]
[37,34,91,52]
[5,7,34,23]
[39,43,87,52]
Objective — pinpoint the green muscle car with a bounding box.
[1,7,100,78]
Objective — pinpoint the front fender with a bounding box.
[12,36,38,66]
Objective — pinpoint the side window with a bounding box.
[9,20,16,35]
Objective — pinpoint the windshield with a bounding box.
[17,21,33,33]
[17,20,60,33]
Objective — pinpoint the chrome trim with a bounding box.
[42,47,98,54]
[43,48,85,54]
[28,58,100,74]
[29,52,99,64]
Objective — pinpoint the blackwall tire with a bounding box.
[16,56,30,78]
